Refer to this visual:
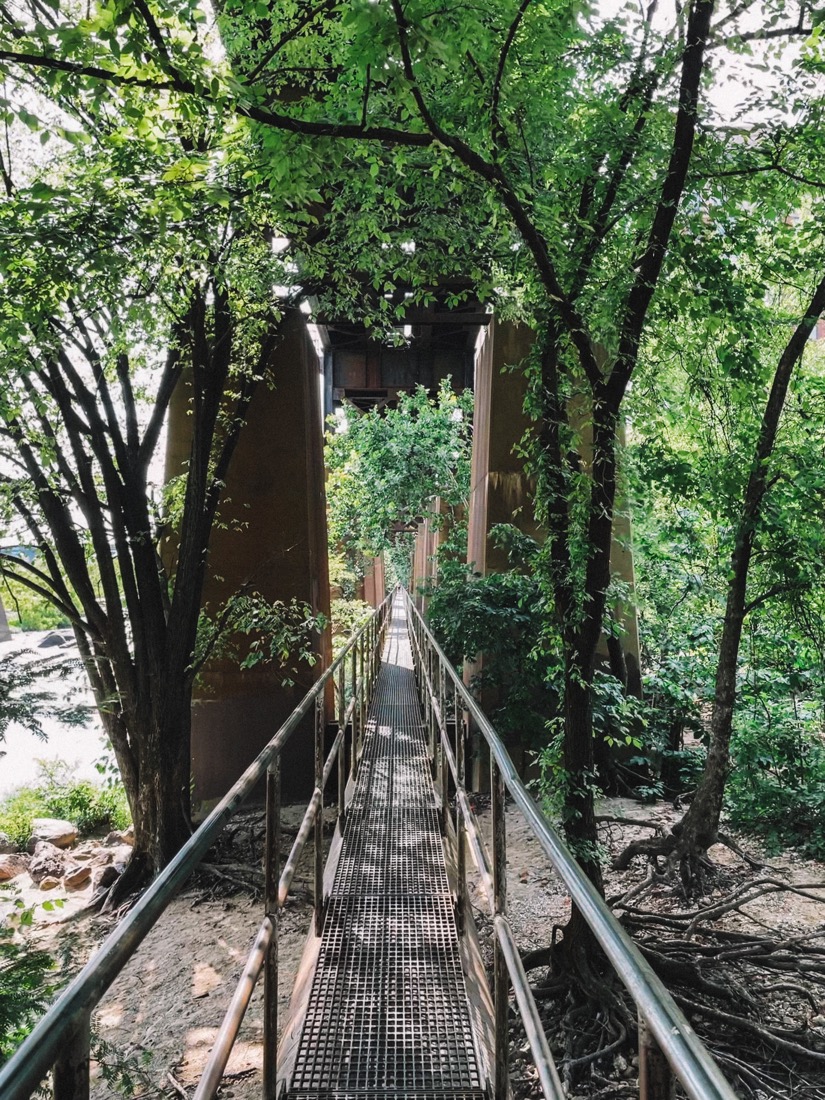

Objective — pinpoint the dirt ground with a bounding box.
[22,798,825,1098]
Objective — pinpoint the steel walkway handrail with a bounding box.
[0,594,391,1100]
[403,588,739,1100]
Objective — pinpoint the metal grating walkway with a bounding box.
[285,596,487,1100]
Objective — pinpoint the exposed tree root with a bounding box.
[612,818,781,900]
[510,875,825,1099]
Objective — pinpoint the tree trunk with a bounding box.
[562,658,605,896]
[557,652,610,1001]
[108,685,193,899]
[672,583,745,890]
[134,733,192,873]
[672,272,825,891]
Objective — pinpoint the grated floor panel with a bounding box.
[285,596,486,1100]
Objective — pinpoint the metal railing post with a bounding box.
[359,634,367,738]
[639,1013,675,1100]
[455,686,466,935]
[491,757,508,1100]
[428,646,437,766]
[314,693,325,938]
[53,1011,90,1100]
[439,655,448,835]
[337,665,346,832]
[350,645,358,778]
[263,754,281,1100]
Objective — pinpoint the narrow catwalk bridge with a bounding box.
[279,602,487,1100]
[0,594,736,1100]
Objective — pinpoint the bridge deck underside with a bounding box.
[285,600,486,1100]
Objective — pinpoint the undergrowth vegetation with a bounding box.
[0,890,58,1064]
[0,760,130,848]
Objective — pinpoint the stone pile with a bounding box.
[0,817,134,895]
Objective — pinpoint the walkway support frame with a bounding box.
[0,597,391,1100]
[404,589,737,1100]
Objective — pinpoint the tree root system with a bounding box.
[509,872,825,1099]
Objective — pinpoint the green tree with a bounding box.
[326,382,474,571]
[2,0,822,909]
[0,114,295,888]
[622,196,825,882]
[672,272,825,883]
[216,0,815,902]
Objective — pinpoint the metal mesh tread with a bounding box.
[288,1092,487,1100]
[285,597,486,1100]
[333,807,450,897]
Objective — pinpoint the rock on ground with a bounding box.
[0,852,30,881]
[29,818,78,850]
[28,841,68,884]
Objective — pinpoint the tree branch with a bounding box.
[490,0,531,144]
[612,0,715,405]
[387,0,603,388]
[0,49,436,145]
[710,24,812,47]
[0,553,85,628]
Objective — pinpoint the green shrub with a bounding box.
[0,889,152,1087]
[331,597,372,646]
[1,577,70,631]
[726,701,825,858]
[0,788,43,849]
[0,889,58,1065]
[0,760,130,846]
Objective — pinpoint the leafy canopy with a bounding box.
[326,382,474,565]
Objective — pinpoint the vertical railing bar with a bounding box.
[423,641,430,719]
[337,664,346,832]
[492,756,509,1100]
[359,633,366,740]
[439,649,448,834]
[52,1011,90,1100]
[360,634,366,757]
[262,753,280,1100]
[433,655,439,779]
[639,1011,675,1100]
[314,694,324,938]
[455,683,466,935]
[350,645,358,779]
[355,634,361,751]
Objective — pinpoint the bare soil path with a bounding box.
[20,798,825,1098]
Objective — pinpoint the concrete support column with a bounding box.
[465,320,537,784]
[411,499,450,614]
[166,309,332,804]
[466,320,539,577]
[412,517,433,612]
[363,556,386,608]
[465,317,642,782]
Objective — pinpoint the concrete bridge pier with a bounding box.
[166,309,332,806]
[361,556,386,608]
[460,317,641,786]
